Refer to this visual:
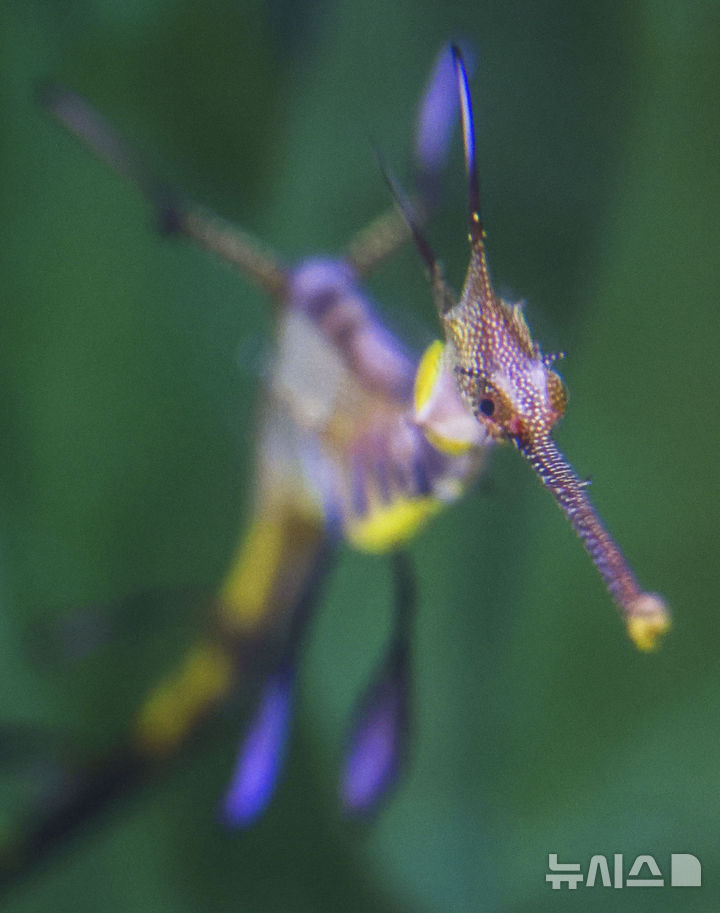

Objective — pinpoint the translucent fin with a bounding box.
[221,663,295,827]
[218,495,334,825]
[451,45,484,246]
[341,552,415,816]
[415,41,475,197]
[340,648,409,815]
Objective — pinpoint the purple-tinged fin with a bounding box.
[414,41,475,204]
[221,663,295,827]
[341,552,414,816]
[451,45,484,246]
[414,45,458,185]
[340,647,410,816]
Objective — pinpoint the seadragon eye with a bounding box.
[454,366,511,434]
[478,397,495,417]
[470,382,518,439]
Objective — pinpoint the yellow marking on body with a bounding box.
[218,502,324,633]
[425,426,474,456]
[348,496,442,553]
[134,641,234,756]
[219,514,286,629]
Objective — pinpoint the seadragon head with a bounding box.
[442,47,567,450]
[413,46,670,651]
[445,255,567,448]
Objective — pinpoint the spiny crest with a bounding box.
[445,46,566,447]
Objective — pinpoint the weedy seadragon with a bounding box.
[2,45,670,884]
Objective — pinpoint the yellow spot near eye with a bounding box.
[414,339,445,412]
[134,641,234,755]
[414,340,474,455]
[348,496,442,553]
